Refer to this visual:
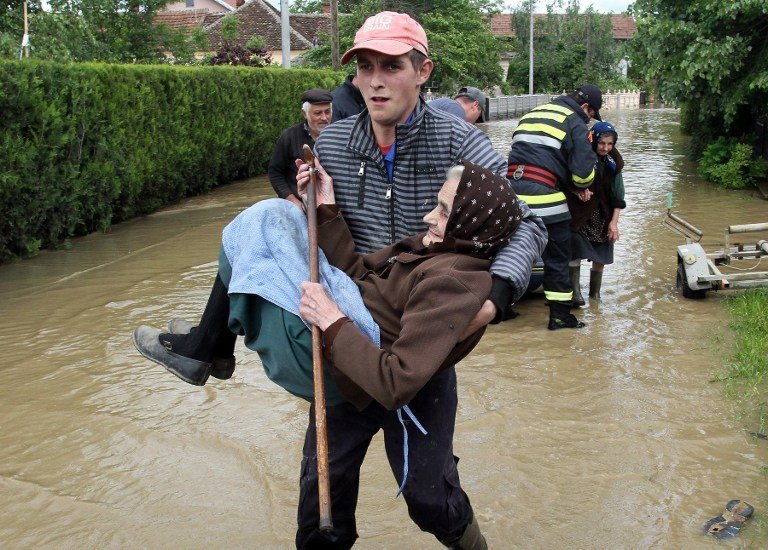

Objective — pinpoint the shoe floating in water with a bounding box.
[703,499,754,539]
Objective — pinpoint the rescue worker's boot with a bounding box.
[548,301,585,330]
[442,514,487,550]
[589,270,603,301]
[570,265,585,307]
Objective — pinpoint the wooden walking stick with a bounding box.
[302,144,333,532]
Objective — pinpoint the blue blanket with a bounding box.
[222,199,380,347]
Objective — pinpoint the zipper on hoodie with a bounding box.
[357,161,366,208]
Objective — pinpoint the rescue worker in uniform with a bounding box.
[507,84,601,329]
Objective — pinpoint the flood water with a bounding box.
[1,108,767,548]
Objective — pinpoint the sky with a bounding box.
[507,0,633,13]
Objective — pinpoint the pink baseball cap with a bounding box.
[341,11,429,65]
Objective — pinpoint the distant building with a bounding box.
[154,0,332,64]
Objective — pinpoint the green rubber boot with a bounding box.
[589,270,603,301]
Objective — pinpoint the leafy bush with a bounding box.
[698,136,768,189]
[209,44,272,67]
[0,60,341,261]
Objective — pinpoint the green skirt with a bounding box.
[219,248,347,406]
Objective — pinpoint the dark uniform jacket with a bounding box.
[317,205,489,411]
[268,122,314,199]
[507,95,597,224]
[331,75,366,123]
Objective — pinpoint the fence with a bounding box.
[600,90,642,111]
[487,94,552,120]
[486,90,644,120]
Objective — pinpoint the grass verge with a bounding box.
[723,288,768,542]
[724,288,768,431]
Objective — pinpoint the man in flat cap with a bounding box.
[268,88,333,208]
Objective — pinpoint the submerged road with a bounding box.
[0,108,766,547]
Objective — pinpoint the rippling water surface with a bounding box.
[1,108,766,547]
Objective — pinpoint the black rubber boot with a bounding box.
[442,514,487,550]
[589,270,603,301]
[570,265,585,307]
[168,318,236,380]
[548,301,585,330]
[158,274,236,373]
[133,325,212,385]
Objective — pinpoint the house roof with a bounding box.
[155,9,217,34]
[489,13,636,41]
[205,0,325,51]
[610,14,637,40]
[290,13,331,46]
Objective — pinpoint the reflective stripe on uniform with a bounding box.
[572,168,595,185]
[511,133,562,150]
[513,123,566,141]
[532,104,573,116]
[524,202,570,217]
[544,290,573,302]
[517,192,566,205]
[520,111,567,124]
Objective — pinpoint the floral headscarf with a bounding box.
[444,160,524,259]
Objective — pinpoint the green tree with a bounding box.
[629,0,768,157]
[505,0,622,94]
[291,0,360,13]
[0,1,42,58]
[291,0,325,13]
[297,0,504,92]
[2,0,168,63]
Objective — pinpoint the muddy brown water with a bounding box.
[1,108,767,548]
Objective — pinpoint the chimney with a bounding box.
[322,2,330,14]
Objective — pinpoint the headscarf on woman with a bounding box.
[442,159,524,259]
[590,121,622,174]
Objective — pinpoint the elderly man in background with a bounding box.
[268,88,333,209]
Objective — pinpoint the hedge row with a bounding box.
[0,60,342,261]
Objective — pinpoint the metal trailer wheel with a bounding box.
[676,262,707,299]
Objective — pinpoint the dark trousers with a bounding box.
[542,219,574,309]
[295,367,473,549]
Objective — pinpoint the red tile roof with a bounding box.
[205,0,326,51]
[610,14,637,40]
[155,9,215,34]
[490,13,636,41]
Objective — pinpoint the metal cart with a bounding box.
[663,193,768,299]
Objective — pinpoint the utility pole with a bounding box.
[21,0,30,59]
[281,0,291,68]
[528,0,534,95]
[330,0,339,70]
